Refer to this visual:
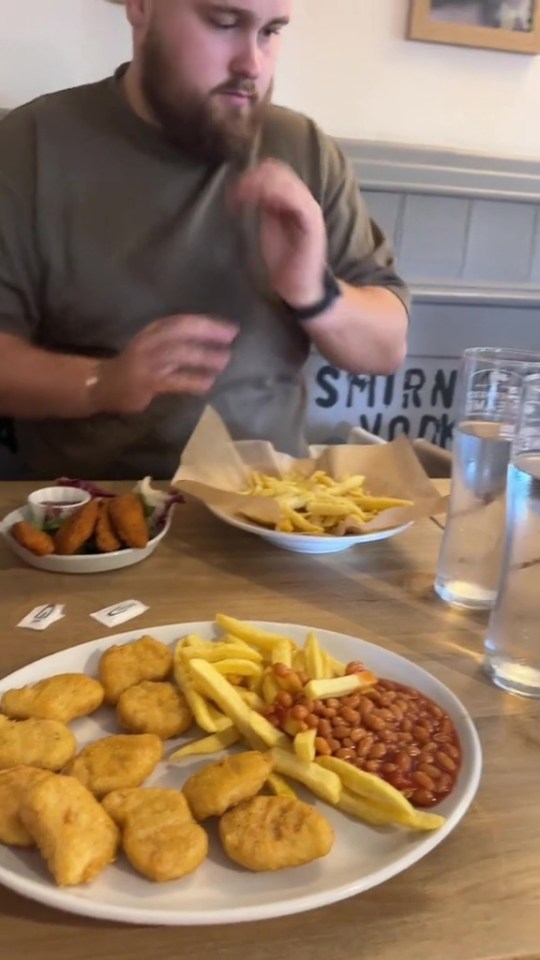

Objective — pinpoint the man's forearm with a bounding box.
[0,334,99,419]
[303,284,408,376]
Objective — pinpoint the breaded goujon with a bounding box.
[183,751,273,821]
[108,494,149,549]
[0,766,53,846]
[65,733,163,798]
[95,499,122,553]
[11,521,55,557]
[219,795,335,871]
[54,499,100,555]
[99,635,173,705]
[20,774,119,886]
[1,673,104,724]
[0,716,76,771]
[102,787,208,882]
[117,681,192,740]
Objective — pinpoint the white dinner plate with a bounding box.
[209,508,413,554]
[0,506,172,574]
[0,620,482,926]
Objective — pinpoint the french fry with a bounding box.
[248,710,291,750]
[305,671,376,700]
[211,659,263,679]
[294,728,316,763]
[266,772,297,799]
[304,631,326,680]
[271,641,293,668]
[189,658,276,750]
[215,614,296,652]
[328,655,346,677]
[262,669,281,705]
[270,747,342,805]
[173,649,224,733]
[292,648,306,673]
[236,688,266,712]
[168,726,240,761]
[179,641,262,664]
[337,787,445,831]
[316,756,417,821]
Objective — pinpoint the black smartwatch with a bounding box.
[282,268,342,322]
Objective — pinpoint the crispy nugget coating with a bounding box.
[102,787,208,882]
[0,766,53,846]
[183,751,273,821]
[1,673,104,724]
[98,635,173,705]
[11,521,55,557]
[0,716,76,771]
[95,500,122,553]
[54,499,100,556]
[65,733,163,798]
[117,681,192,740]
[20,774,119,886]
[219,795,335,871]
[108,494,149,549]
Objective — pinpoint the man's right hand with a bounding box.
[91,315,238,415]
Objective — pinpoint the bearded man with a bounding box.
[0,0,409,479]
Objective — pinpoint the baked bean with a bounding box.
[332,725,351,741]
[428,703,444,718]
[364,759,382,773]
[360,698,374,715]
[438,774,452,793]
[276,691,293,709]
[324,707,338,719]
[345,661,365,675]
[413,770,435,791]
[396,752,412,772]
[365,714,385,732]
[356,738,374,758]
[328,738,341,752]
[342,737,354,748]
[442,743,460,761]
[297,697,315,713]
[382,762,397,775]
[350,728,365,744]
[390,703,404,720]
[401,718,413,733]
[343,694,361,709]
[327,698,341,710]
[441,718,453,735]
[410,788,435,807]
[290,704,308,721]
[305,714,319,730]
[331,715,343,727]
[317,719,332,738]
[273,663,291,678]
[418,763,440,779]
[379,693,396,706]
[369,743,387,760]
[336,747,356,761]
[312,700,324,715]
[340,706,360,725]
[436,751,457,772]
[412,725,431,743]
[315,737,331,756]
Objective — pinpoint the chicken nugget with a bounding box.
[1,673,104,724]
[99,635,173,705]
[19,774,119,886]
[102,787,207,882]
[0,716,76,771]
[183,750,273,821]
[95,499,122,553]
[54,499,100,556]
[117,681,192,740]
[108,493,149,549]
[219,795,334,871]
[11,521,55,557]
[0,766,53,846]
[65,733,163,798]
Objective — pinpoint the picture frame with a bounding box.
[408,0,540,53]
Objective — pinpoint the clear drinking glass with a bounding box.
[435,347,540,610]
[484,374,540,697]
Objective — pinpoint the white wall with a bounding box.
[1,0,540,159]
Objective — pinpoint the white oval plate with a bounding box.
[0,621,482,926]
[0,506,172,574]
[209,507,412,554]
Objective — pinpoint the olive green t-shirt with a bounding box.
[0,70,409,479]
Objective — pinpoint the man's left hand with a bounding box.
[230,160,327,309]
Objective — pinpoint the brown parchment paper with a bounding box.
[171,407,448,535]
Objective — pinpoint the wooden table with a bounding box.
[0,481,539,960]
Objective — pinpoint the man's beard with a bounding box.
[140,31,271,165]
